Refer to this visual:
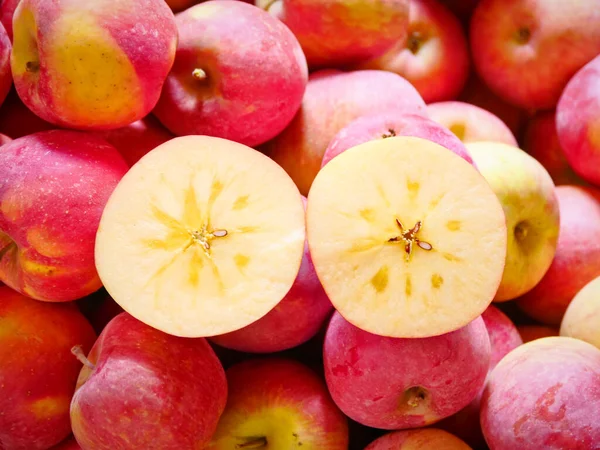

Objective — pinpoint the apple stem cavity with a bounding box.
[25,61,40,73]
[235,437,268,449]
[382,129,397,139]
[407,32,425,55]
[192,68,208,81]
[515,27,531,44]
[388,219,433,261]
[71,345,95,370]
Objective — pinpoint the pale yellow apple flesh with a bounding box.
[95,136,306,338]
[306,136,507,338]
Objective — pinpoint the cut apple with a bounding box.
[95,135,306,338]
[306,136,507,338]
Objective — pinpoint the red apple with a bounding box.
[428,101,518,146]
[256,0,409,69]
[71,312,227,450]
[0,21,10,107]
[323,311,490,429]
[0,130,128,302]
[481,337,600,449]
[207,358,348,449]
[470,0,600,110]
[0,0,18,41]
[0,287,96,450]
[518,324,559,343]
[360,0,469,103]
[517,185,600,325]
[0,89,55,138]
[321,112,473,167]
[556,55,600,186]
[11,0,178,130]
[264,69,427,195]
[154,0,308,147]
[365,429,470,450]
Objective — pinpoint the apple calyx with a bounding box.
[186,225,228,256]
[515,27,531,45]
[388,219,433,261]
[192,68,208,81]
[382,128,397,139]
[235,437,268,449]
[514,221,529,242]
[71,345,95,370]
[25,61,40,73]
[407,31,426,55]
[403,386,429,408]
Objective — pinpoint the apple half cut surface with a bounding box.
[95,136,306,338]
[306,136,507,338]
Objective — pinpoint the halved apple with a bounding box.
[306,136,507,338]
[95,135,306,338]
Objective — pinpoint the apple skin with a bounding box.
[365,428,470,450]
[0,0,18,41]
[0,21,10,107]
[321,112,473,168]
[0,132,10,145]
[10,0,178,130]
[71,312,227,450]
[360,0,469,103]
[517,186,600,325]
[524,111,584,186]
[207,358,348,449]
[0,286,97,450]
[518,325,559,343]
[560,276,600,349]
[264,69,427,196]
[481,337,600,449]
[467,142,560,301]
[0,89,55,138]
[556,55,600,186]
[95,116,174,167]
[323,312,490,430]
[0,130,129,302]
[428,101,518,146]
[470,0,600,111]
[154,0,308,148]
[256,0,409,69]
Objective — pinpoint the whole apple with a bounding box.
[481,337,600,449]
[154,0,308,147]
[11,0,178,130]
[365,428,470,450]
[0,130,128,302]
[71,312,227,450]
[560,276,600,349]
[0,287,96,450]
[470,0,600,110]
[323,312,490,429]
[0,22,10,107]
[207,358,349,449]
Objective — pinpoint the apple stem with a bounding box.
[71,345,95,370]
[192,68,207,81]
[236,437,267,449]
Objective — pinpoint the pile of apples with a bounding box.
[2,0,600,449]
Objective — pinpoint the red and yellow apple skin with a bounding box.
[0,0,18,41]
[524,111,584,186]
[264,69,427,196]
[518,325,559,343]
[470,0,600,111]
[95,116,174,167]
[0,130,129,302]
[556,55,600,186]
[365,429,470,450]
[154,0,308,148]
[0,287,97,450]
[207,358,349,449]
[0,21,11,107]
[71,313,227,450]
[361,0,469,103]
[481,337,600,449]
[323,312,490,430]
[10,0,178,130]
[517,186,600,325]
[257,0,409,69]
[321,112,473,167]
[0,89,55,138]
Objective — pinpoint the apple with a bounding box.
[70,312,227,450]
[561,276,600,349]
[307,136,506,338]
[256,0,409,69]
[95,116,174,167]
[10,0,178,130]
[264,69,427,196]
[470,0,600,110]
[323,311,490,429]
[428,101,518,146]
[0,0,18,41]
[321,112,473,168]
[466,142,560,301]
[524,111,584,186]
[207,358,348,449]
[556,55,600,186]
[481,337,600,449]
[0,89,55,138]
[0,286,96,450]
[0,130,128,302]
[517,185,600,325]
[360,0,469,103]
[518,324,559,343]
[365,429,470,450]
[0,21,10,107]
[95,135,306,338]
[154,1,308,148]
